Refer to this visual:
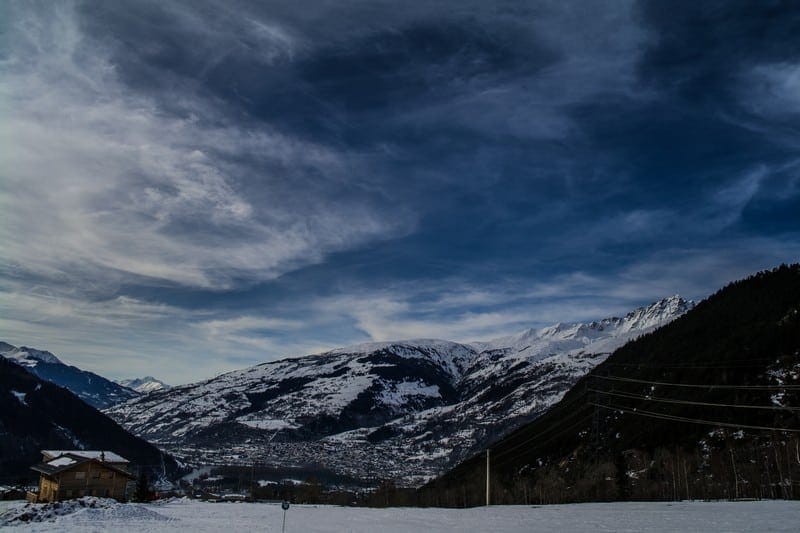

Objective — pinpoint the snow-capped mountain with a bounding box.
[118,376,170,394]
[0,341,62,366]
[0,342,138,409]
[106,296,693,484]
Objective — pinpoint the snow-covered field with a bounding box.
[2,499,799,532]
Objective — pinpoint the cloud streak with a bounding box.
[1,2,414,291]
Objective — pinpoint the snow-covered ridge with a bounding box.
[0,341,138,409]
[106,296,693,484]
[475,295,692,353]
[118,376,170,393]
[0,342,63,366]
[327,339,475,381]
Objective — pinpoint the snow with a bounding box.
[377,381,441,407]
[47,456,77,467]
[2,341,138,409]
[10,390,27,406]
[118,377,170,394]
[0,344,62,365]
[1,499,798,532]
[473,296,693,367]
[0,498,168,527]
[179,467,213,483]
[237,419,298,430]
[43,451,128,463]
[327,340,475,381]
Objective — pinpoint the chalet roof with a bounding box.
[31,453,135,479]
[41,450,129,463]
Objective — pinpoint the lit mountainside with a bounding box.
[106,296,691,484]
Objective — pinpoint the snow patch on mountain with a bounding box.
[11,390,28,406]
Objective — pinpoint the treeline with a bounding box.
[252,478,421,507]
[240,432,800,507]
[418,432,800,507]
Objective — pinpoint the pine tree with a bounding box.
[133,470,150,502]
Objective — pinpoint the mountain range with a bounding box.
[0,342,138,409]
[105,296,692,484]
[3,265,797,502]
[117,376,170,394]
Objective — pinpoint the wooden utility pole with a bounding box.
[730,449,739,500]
[250,462,255,499]
[485,449,491,506]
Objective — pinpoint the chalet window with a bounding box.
[75,471,86,480]
[92,470,101,478]
[104,489,110,497]
[66,490,73,497]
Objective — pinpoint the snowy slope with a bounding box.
[118,376,170,393]
[0,342,138,409]
[2,497,798,532]
[106,297,692,484]
[0,342,63,366]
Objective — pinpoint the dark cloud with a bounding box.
[637,0,800,101]
[296,21,557,112]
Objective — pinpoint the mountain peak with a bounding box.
[118,376,170,394]
[0,342,63,366]
[327,338,467,355]
[474,295,693,357]
[0,341,137,409]
[618,295,694,333]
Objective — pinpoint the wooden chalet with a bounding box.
[28,450,135,502]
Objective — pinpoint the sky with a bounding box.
[1,1,799,384]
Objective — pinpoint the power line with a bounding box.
[594,374,800,390]
[491,413,594,470]
[587,388,800,412]
[484,391,585,459]
[590,402,800,434]
[601,358,777,370]
[490,393,588,461]
[491,407,588,462]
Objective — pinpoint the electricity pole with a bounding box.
[485,448,491,506]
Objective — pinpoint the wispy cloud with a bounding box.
[0,2,414,292]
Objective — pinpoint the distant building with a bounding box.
[28,450,135,502]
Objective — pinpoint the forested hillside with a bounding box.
[423,264,800,506]
[0,356,179,482]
